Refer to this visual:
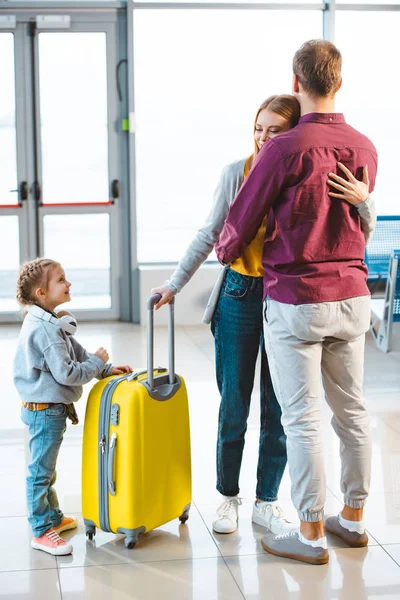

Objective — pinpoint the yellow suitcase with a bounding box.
[82,296,192,548]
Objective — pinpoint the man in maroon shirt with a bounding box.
[216,40,378,565]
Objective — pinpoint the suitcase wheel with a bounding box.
[179,510,190,524]
[125,538,136,549]
[86,526,96,541]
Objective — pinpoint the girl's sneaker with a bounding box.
[53,516,78,534]
[31,528,73,556]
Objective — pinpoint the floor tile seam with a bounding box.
[0,565,57,574]
[56,563,64,600]
[56,554,234,571]
[219,553,247,600]
[363,530,384,546]
[377,542,400,546]
[191,498,226,559]
[380,544,400,569]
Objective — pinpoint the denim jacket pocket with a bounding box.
[46,403,67,418]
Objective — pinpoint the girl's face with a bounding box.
[254,108,292,150]
[36,265,71,312]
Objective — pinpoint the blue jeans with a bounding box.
[211,268,287,501]
[21,404,67,537]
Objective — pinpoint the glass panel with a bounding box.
[43,214,111,309]
[38,33,109,205]
[0,217,20,312]
[134,10,322,262]
[336,12,399,214]
[337,0,399,4]
[142,0,321,3]
[0,34,18,207]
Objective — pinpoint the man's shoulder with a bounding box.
[272,120,377,157]
[342,122,377,154]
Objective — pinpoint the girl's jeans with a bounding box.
[21,404,67,537]
[211,268,287,501]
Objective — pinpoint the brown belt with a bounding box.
[22,401,52,411]
[21,401,79,425]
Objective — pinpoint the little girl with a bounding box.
[14,258,132,556]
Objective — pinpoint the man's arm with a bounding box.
[215,142,286,264]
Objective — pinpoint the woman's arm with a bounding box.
[328,162,376,245]
[151,162,244,309]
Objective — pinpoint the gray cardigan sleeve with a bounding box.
[70,337,113,378]
[43,342,106,386]
[166,159,246,293]
[356,194,376,245]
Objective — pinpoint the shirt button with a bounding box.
[329,117,333,121]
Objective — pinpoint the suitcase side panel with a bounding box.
[108,375,191,534]
[81,377,114,529]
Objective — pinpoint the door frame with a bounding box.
[0,4,132,323]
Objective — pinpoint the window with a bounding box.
[38,33,109,205]
[0,34,17,206]
[335,11,400,214]
[134,9,323,262]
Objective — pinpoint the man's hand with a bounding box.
[112,365,133,375]
[150,285,175,310]
[94,347,109,363]
[328,162,369,206]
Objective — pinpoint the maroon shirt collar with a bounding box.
[299,112,346,125]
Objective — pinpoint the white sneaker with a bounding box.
[212,496,242,534]
[252,502,297,534]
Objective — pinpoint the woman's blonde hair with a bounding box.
[246,94,300,171]
[16,258,60,308]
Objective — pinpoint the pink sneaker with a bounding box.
[31,528,73,556]
[53,516,78,534]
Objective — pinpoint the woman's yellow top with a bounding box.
[230,156,266,277]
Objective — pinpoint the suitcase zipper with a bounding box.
[98,375,129,532]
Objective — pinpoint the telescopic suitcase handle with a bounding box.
[146,294,175,391]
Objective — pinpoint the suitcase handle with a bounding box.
[126,367,167,382]
[108,432,117,496]
[147,294,175,391]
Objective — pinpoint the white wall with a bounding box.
[138,263,221,326]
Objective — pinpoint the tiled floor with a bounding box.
[1,322,400,599]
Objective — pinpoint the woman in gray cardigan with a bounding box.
[152,95,375,536]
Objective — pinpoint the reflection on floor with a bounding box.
[1,322,400,599]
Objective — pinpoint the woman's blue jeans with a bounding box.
[211,268,287,501]
[21,404,67,537]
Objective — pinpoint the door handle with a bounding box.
[111,179,120,202]
[9,181,28,204]
[33,181,41,203]
[20,181,29,201]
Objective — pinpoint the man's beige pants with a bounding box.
[263,296,372,522]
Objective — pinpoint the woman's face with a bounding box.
[254,108,292,150]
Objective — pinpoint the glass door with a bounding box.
[0,13,122,321]
[0,30,29,315]
[35,27,119,315]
